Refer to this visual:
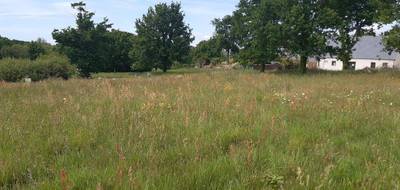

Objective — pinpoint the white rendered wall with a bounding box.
[318,58,395,71]
[318,58,343,71]
[352,59,394,70]
[395,55,400,68]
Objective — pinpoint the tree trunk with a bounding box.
[227,50,230,65]
[260,62,266,73]
[343,59,350,70]
[300,55,307,74]
[161,58,169,73]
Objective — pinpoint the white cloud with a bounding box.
[0,0,74,19]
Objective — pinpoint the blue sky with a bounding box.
[0,0,239,44]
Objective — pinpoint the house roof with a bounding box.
[325,36,400,60]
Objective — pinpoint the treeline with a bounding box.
[52,2,135,77]
[194,0,400,72]
[0,36,77,82]
[52,2,193,77]
[0,37,49,60]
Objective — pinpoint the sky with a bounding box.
[0,0,240,44]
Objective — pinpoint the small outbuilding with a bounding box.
[318,36,400,71]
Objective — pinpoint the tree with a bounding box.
[0,35,31,59]
[132,2,193,72]
[191,37,222,65]
[383,0,400,52]
[213,16,239,64]
[52,2,113,77]
[384,26,400,52]
[28,39,47,60]
[282,0,337,73]
[326,0,380,69]
[252,0,285,72]
[106,30,136,72]
[230,0,283,72]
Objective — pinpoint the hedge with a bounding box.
[0,54,77,82]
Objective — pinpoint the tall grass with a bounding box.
[0,70,399,189]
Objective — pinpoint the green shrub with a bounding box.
[0,54,77,82]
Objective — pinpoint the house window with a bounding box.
[349,62,356,70]
[383,62,388,68]
[371,62,376,69]
[332,61,336,66]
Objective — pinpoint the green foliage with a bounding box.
[382,1,400,52]
[132,2,194,72]
[107,30,136,72]
[281,0,336,73]
[0,36,53,61]
[384,25,400,52]
[0,44,30,59]
[213,16,239,64]
[325,0,383,68]
[28,39,47,60]
[0,53,76,82]
[0,35,29,51]
[52,2,113,77]
[223,0,400,73]
[191,38,222,65]
[0,36,34,59]
[231,0,283,72]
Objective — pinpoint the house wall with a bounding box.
[318,58,343,71]
[318,58,395,71]
[352,59,395,70]
[395,55,400,69]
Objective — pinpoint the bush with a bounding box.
[0,44,30,59]
[0,54,77,82]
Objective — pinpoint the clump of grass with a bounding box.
[0,70,399,189]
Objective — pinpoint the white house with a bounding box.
[318,36,400,71]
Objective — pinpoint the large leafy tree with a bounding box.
[212,16,239,64]
[52,2,112,77]
[231,0,283,72]
[132,2,193,72]
[231,0,261,66]
[251,0,284,72]
[282,0,336,73]
[325,0,381,69]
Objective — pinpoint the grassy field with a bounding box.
[1,69,400,189]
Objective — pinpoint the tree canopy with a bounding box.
[213,15,239,64]
[132,2,194,72]
[383,0,400,52]
[52,2,135,77]
[2,0,400,75]
[214,0,400,72]
[191,38,222,65]
[281,0,337,73]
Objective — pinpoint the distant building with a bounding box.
[318,36,400,71]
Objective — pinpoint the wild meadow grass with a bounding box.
[0,70,400,189]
